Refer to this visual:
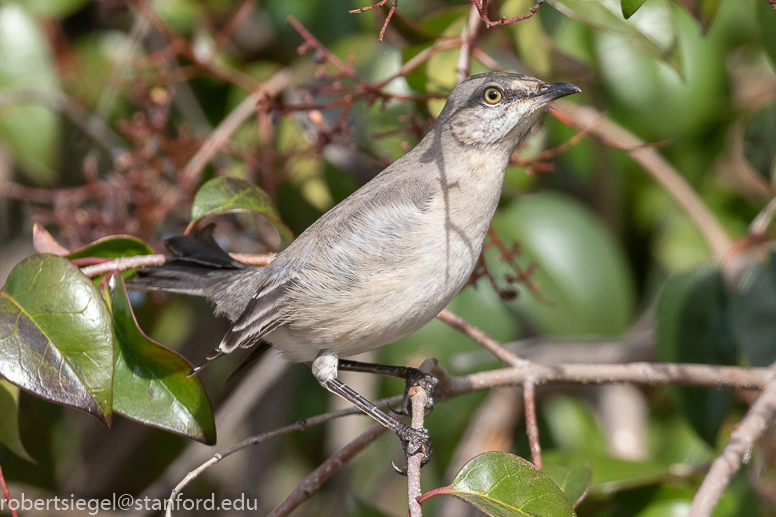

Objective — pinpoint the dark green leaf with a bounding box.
[190,177,293,250]
[0,254,113,426]
[107,276,216,444]
[543,464,591,508]
[0,378,34,462]
[729,252,776,367]
[418,452,576,516]
[656,266,736,445]
[67,236,154,260]
[402,43,432,94]
[620,0,646,19]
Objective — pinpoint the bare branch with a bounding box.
[472,0,543,28]
[456,5,481,84]
[550,102,733,259]
[267,424,387,517]
[689,367,776,517]
[407,386,428,517]
[524,379,541,469]
[437,309,527,366]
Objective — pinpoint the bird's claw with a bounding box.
[398,370,439,416]
[393,425,432,475]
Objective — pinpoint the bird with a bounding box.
[129,72,581,467]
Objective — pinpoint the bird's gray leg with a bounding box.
[337,360,438,415]
[312,351,432,469]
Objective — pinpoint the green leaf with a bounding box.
[0,4,61,184]
[542,465,592,508]
[729,252,776,367]
[656,266,736,445]
[15,0,90,19]
[492,192,636,336]
[107,276,216,444]
[0,254,114,426]
[67,236,154,260]
[0,378,34,462]
[547,0,682,75]
[190,177,293,250]
[418,452,576,516]
[695,0,722,33]
[620,0,646,18]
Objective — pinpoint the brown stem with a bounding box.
[689,367,776,517]
[407,386,428,517]
[524,379,542,469]
[550,102,732,259]
[437,309,526,366]
[267,424,387,517]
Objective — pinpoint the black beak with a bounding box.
[535,82,581,101]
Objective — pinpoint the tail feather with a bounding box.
[127,224,247,298]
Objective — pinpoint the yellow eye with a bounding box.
[484,87,502,104]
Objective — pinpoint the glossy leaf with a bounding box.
[0,254,113,425]
[0,378,34,462]
[542,465,591,508]
[190,177,293,249]
[107,277,216,444]
[547,0,682,75]
[418,452,576,516]
[729,252,776,367]
[0,4,60,184]
[492,192,636,336]
[67,236,154,260]
[620,0,646,19]
[656,266,736,445]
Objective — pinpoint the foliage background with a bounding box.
[0,0,775,515]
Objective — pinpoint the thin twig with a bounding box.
[437,309,526,366]
[550,102,732,259]
[407,386,428,517]
[524,379,541,469]
[267,424,387,517]
[456,5,481,85]
[748,195,776,238]
[0,465,18,517]
[179,69,291,190]
[79,251,273,277]
[472,0,543,28]
[689,368,776,517]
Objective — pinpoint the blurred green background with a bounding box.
[1,0,775,515]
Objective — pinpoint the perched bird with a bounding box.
[130,72,580,466]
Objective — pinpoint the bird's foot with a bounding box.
[392,425,433,475]
[398,369,438,416]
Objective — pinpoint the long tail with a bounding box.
[128,225,270,375]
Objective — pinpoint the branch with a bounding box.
[179,69,291,191]
[456,5,481,84]
[523,379,541,468]
[550,102,732,259]
[437,309,526,366]
[0,465,18,517]
[407,386,428,517]
[689,367,776,517]
[472,0,543,28]
[78,251,274,277]
[267,424,387,517]
[443,362,772,398]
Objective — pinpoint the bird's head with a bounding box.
[436,72,581,152]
